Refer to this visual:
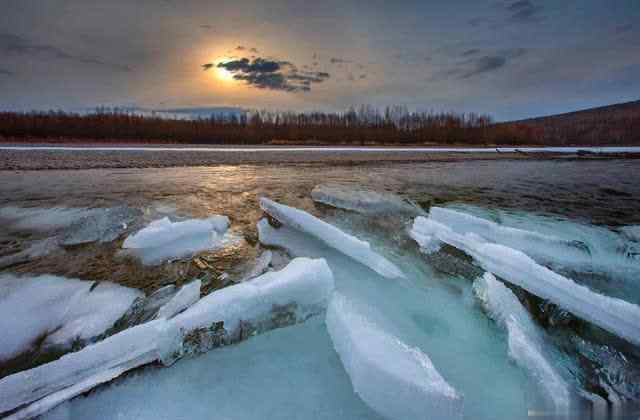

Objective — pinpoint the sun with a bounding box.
[216,65,234,82]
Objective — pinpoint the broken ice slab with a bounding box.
[0,206,105,232]
[473,273,573,411]
[258,215,542,419]
[0,258,334,418]
[172,257,334,355]
[259,197,404,279]
[0,274,142,363]
[432,206,640,288]
[311,183,423,215]
[326,293,463,420]
[155,280,201,320]
[42,317,380,420]
[60,205,141,246]
[0,319,181,418]
[122,215,233,265]
[411,216,640,347]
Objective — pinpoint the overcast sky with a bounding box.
[0,0,638,120]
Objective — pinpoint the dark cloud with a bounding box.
[505,0,543,24]
[439,49,527,80]
[461,49,480,57]
[0,68,14,76]
[200,24,213,30]
[235,45,246,51]
[330,57,351,64]
[249,47,258,53]
[205,56,329,92]
[359,74,367,79]
[0,32,131,72]
[202,63,215,71]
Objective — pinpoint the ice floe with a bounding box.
[0,274,141,362]
[311,183,423,215]
[473,272,572,411]
[122,216,232,265]
[239,250,273,282]
[326,293,463,420]
[411,216,640,347]
[259,197,404,279]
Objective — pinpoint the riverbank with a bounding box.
[1,144,638,170]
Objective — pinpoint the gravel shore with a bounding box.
[0,146,635,170]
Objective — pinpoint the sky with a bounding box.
[0,0,638,120]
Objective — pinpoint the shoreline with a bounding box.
[1,144,639,171]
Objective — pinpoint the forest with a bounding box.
[0,101,638,146]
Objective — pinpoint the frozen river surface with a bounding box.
[1,159,639,420]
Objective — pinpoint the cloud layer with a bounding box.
[206,56,330,92]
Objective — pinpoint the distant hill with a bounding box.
[501,100,640,145]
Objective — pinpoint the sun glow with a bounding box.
[216,65,234,82]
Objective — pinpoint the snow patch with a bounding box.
[259,197,404,279]
[326,293,463,420]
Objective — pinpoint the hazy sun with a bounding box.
[216,65,234,82]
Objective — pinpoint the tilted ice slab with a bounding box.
[429,207,582,256]
[42,317,378,420]
[434,206,640,282]
[326,293,463,420]
[259,197,404,279]
[473,272,572,411]
[172,257,334,352]
[311,184,423,215]
[0,320,181,420]
[155,280,201,320]
[0,258,334,418]
[411,216,640,347]
[0,274,141,362]
[122,216,231,265]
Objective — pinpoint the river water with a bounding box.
[1,158,639,420]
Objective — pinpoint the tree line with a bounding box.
[0,103,637,145]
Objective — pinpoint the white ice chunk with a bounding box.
[0,275,141,361]
[411,217,640,347]
[171,257,334,345]
[122,216,231,265]
[155,280,201,320]
[311,183,423,215]
[473,272,572,411]
[0,320,181,416]
[326,293,463,420]
[259,197,404,279]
